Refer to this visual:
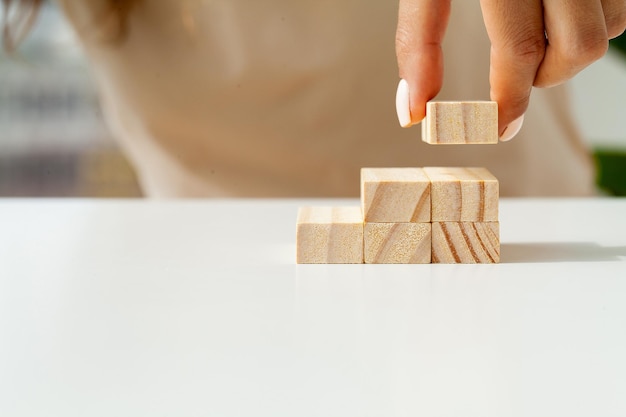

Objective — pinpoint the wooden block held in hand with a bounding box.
[364,222,431,264]
[297,206,363,264]
[432,222,500,263]
[361,168,431,223]
[422,101,498,145]
[424,167,499,222]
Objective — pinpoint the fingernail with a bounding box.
[396,79,412,128]
[499,114,525,142]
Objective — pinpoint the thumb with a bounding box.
[396,0,451,127]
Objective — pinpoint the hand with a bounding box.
[395,0,626,141]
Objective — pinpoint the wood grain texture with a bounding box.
[364,222,431,264]
[424,167,499,222]
[431,222,500,264]
[422,101,498,145]
[296,206,363,264]
[361,168,431,223]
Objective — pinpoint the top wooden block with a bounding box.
[424,167,499,222]
[422,101,498,145]
[361,168,430,223]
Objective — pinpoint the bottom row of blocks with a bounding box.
[297,207,500,264]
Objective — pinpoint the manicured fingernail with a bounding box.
[396,79,412,128]
[499,114,525,142]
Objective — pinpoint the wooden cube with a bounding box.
[364,222,431,264]
[424,167,498,222]
[296,206,363,264]
[361,168,431,223]
[422,101,498,145]
[431,222,500,263]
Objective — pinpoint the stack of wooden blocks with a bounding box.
[296,101,501,264]
[297,167,499,264]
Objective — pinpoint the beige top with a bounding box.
[59,0,594,197]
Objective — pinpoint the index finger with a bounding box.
[480,0,546,137]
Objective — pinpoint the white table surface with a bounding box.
[1,198,625,417]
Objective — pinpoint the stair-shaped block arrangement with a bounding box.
[296,167,500,264]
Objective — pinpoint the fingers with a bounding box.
[601,0,626,39]
[535,0,609,88]
[399,0,626,137]
[395,0,451,126]
[483,0,625,136]
[533,0,626,88]
[480,0,546,137]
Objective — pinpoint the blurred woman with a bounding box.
[5,0,621,197]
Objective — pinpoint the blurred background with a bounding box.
[1,1,625,197]
[0,1,141,197]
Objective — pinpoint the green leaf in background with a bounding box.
[594,149,626,196]
[595,32,626,196]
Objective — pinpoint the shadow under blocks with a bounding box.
[501,242,626,263]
